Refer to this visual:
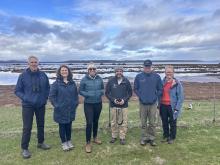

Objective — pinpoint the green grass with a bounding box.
[0,101,220,165]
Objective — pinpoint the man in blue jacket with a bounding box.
[134,60,163,146]
[15,56,50,159]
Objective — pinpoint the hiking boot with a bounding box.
[120,139,126,145]
[93,138,102,145]
[168,139,174,144]
[109,137,117,143]
[37,143,51,150]
[85,143,92,153]
[149,140,157,147]
[140,139,146,146]
[22,149,31,159]
[67,141,74,150]
[62,142,69,151]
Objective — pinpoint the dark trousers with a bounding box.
[84,102,102,143]
[160,104,177,140]
[21,105,45,149]
[59,122,72,143]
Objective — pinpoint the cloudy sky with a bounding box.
[0,0,220,61]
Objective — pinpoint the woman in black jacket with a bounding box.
[49,65,78,151]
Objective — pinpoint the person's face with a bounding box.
[88,67,96,76]
[165,68,174,79]
[115,70,123,78]
[60,67,69,79]
[28,58,39,72]
[143,66,152,73]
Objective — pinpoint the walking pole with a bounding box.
[108,102,111,128]
[213,82,216,123]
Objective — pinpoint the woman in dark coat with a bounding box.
[49,65,78,151]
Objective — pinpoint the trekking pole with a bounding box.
[108,102,111,128]
[213,82,216,123]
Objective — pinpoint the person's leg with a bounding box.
[111,108,118,139]
[160,104,169,139]
[119,108,128,140]
[139,103,148,143]
[59,123,66,143]
[84,103,94,144]
[146,103,157,141]
[35,106,45,144]
[168,107,177,140]
[21,106,34,150]
[92,102,102,139]
[65,122,72,142]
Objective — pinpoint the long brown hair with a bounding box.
[56,65,73,81]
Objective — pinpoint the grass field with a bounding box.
[0,101,220,165]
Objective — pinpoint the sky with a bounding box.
[0,0,220,61]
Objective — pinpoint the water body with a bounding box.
[1,71,220,85]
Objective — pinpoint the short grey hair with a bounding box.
[165,65,174,72]
[28,55,39,63]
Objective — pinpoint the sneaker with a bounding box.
[37,143,51,150]
[22,149,31,159]
[67,141,74,150]
[120,139,126,145]
[85,143,92,153]
[109,137,117,144]
[140,139,146,146]
[62,142,69,151]
[168,139,174,144]
[93,138,102,145]
[149,140,157,147]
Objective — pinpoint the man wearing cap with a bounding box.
[79,62,104,153]
[105,66,132,145]
[134,60,163,146]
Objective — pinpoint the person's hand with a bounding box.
[119,99,124,105]
[173,109,179,120]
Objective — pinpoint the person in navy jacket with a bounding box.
[15,56,50,159]
[49,65,78,151]
[134,60,163,147]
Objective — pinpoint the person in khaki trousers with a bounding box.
[105,66,132,145]
[134,60,163,147]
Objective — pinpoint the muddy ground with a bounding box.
[0,82,220,107]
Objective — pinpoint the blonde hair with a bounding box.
[165,65,174,72]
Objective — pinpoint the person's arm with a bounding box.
[99,78,104,96]
[175,82,184,111]
[123,79,132,102]
[74,82,79,105]
[134,75,140,98]
[105,79,115,102]
[45,74,50,98]
[15,74,25,101]
[157,76,163,104]
[79,78,93,97]
[49,82,58,108]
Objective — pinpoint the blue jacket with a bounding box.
[160,78,184,119]
[15,68,50,108]
[79,74,104,103]
[49,79,79,123]
[134,71,163,105]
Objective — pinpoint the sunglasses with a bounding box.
[89,68,96,71]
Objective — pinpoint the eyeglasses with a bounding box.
[89,68,96,71]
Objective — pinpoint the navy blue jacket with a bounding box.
[49,79,79,124]
[134,71,163,105]
[15,68,50,108]
[105,76,132,108]
[79,74,104,103]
